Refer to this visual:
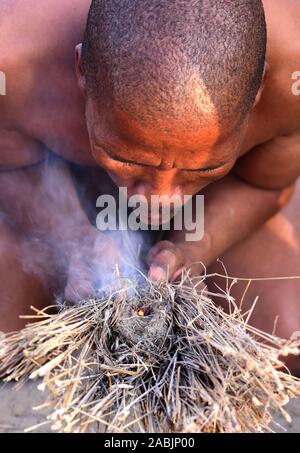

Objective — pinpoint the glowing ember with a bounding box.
[137,308,145,317]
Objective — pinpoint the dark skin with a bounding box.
[0,0,300,366]
[78,59,294,282]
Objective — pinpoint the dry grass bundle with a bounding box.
[0,274,300,433]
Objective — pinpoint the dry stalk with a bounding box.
[0,273,299,433]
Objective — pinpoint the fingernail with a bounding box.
[149,266,167,282]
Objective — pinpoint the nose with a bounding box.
[133,172,183,202]
[129,181,183,225]
[133,183,184,207]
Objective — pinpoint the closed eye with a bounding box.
[96,144,153,167]
[183,162,229,173]
[108,155,152,167]
[96,144,229,172]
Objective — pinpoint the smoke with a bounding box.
[3,155,152,303]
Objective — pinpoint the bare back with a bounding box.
[0,0,299,171]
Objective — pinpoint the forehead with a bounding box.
[93,99,225,143]
[91,72,225,140]
[90,100,239,167]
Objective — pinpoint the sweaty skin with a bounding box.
[0,0,300,363]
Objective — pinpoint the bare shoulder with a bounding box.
[265,0,300,93]
[0,1,89,167]
[0,0,90,71]
[245,0,300,147]
[0,0,89,124]
[275,0,300,132]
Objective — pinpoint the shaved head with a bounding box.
[82,0,266,131]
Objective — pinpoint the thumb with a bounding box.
[148,265,168,282]
[148,248,177,282]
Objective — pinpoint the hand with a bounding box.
[146,240,206,282]
[64,228,121,303]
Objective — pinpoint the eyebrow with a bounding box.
[98,144,228,172]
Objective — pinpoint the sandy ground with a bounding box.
[0,381,299,433]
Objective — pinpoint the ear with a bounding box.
[75,43,86,92]
[253,61,269,108]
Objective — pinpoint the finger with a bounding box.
[146,241,175,266]
[172,266,186,281]
[148,248,178,282]
[148,265,168,282]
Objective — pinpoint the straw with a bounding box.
[0,272,299,433]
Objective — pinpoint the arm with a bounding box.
[189,173,293,265]
[0,154,98,245]
[148,136,299,280]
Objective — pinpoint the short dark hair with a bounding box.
[82,0,266,128]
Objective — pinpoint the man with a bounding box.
[0,0,299,369]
